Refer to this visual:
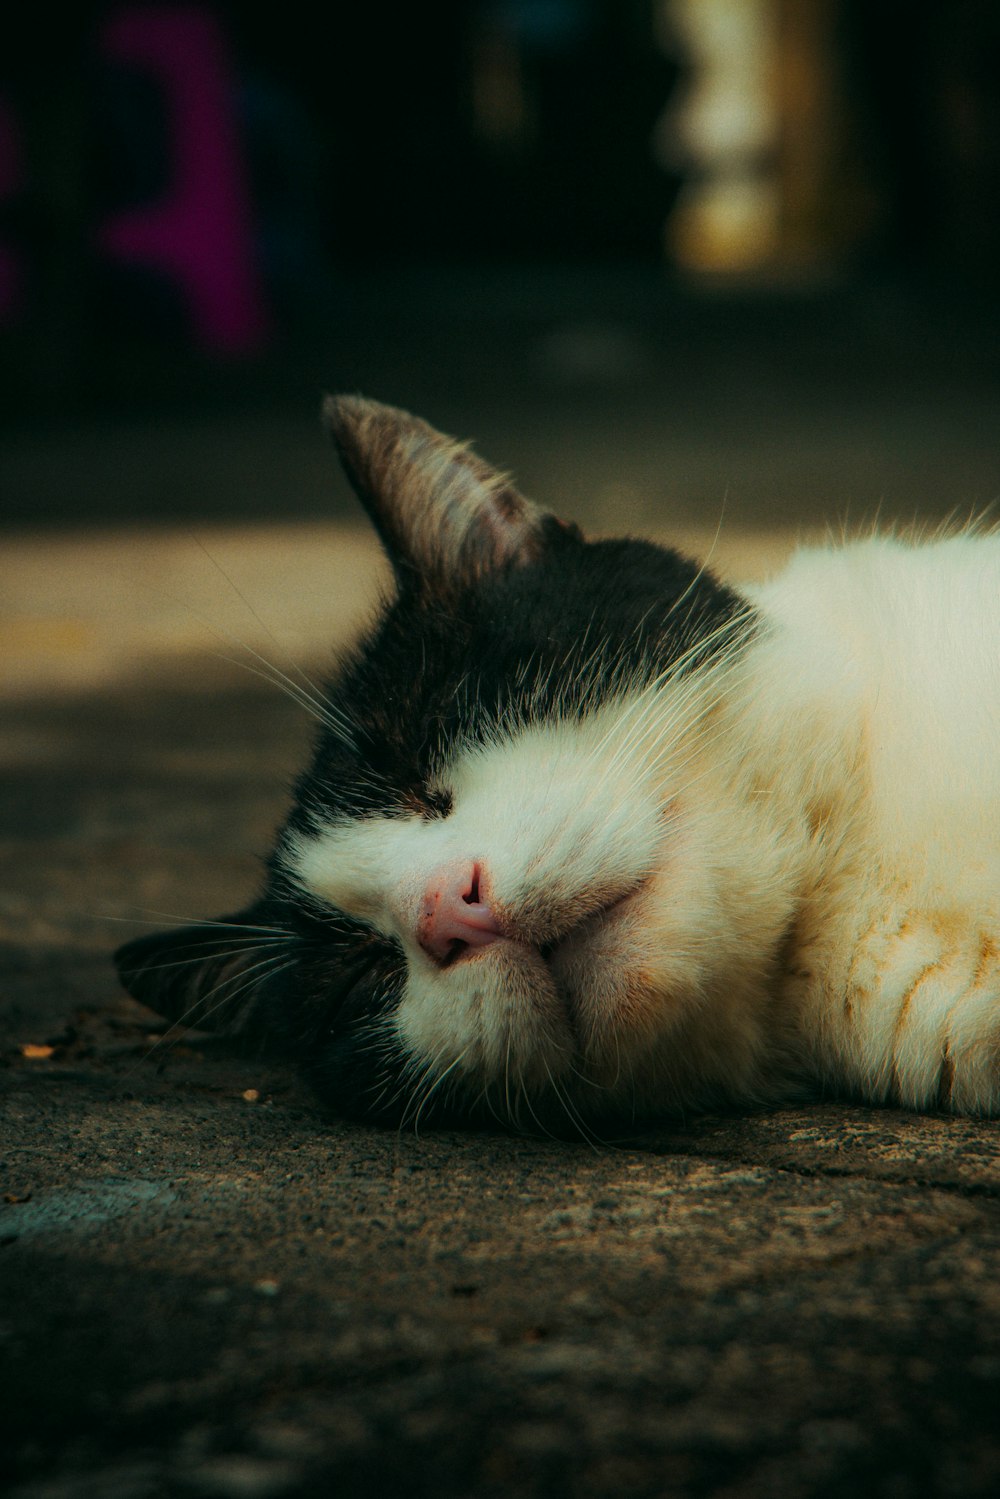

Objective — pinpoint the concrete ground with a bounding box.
[3,282,1000,1497]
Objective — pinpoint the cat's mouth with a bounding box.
[443,882,643,976]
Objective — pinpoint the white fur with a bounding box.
[745,531,1000,1113]
[284,532,1000,1118]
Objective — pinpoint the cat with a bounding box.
[115,395,1000,1131]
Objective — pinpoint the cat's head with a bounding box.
[116,397,794,1132]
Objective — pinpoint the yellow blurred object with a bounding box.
[661,0,856,281]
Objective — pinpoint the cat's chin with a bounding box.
[395,935,575,1095]
[545,884,676,1073]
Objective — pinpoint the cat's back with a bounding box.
[751,530,1000,899]
[761,527,1000,657]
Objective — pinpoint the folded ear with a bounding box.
[114,905,290,1038]
[323,394,578,592]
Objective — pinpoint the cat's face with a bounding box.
[117,398,787,1132]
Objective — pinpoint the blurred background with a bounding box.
[3,0,1000,684]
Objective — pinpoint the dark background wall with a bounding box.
[2,1,999,527]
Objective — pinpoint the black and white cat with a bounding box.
[116,396,1000,1129]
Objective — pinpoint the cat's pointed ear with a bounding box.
[114,905,287,1039]
[322,394,578,590]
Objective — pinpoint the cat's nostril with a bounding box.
[418,860,502,965]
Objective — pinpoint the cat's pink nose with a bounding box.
[417,861,502,965]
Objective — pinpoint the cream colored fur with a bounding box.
[746,532,1000,1114]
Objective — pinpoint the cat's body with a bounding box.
[743,535,1000,1115]
[116,398,1000,1129]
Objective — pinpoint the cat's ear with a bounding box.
[322,394,579,590]
[114,905,286,1039]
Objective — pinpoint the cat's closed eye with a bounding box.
[418,787,454,819]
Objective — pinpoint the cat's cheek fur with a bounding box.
[280,705,675,952]
[283,816,440,945]
[551,795,808,1103]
